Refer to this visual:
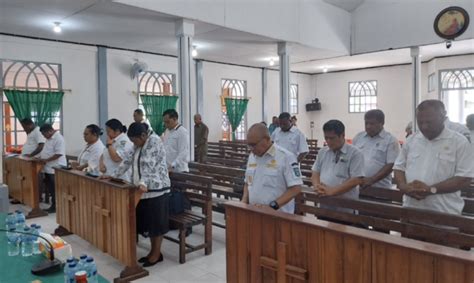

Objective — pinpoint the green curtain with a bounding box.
[140,95,178,136]
[224,97,249,140]
[4,89,64,126]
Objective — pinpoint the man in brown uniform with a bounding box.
[194,114,209,163]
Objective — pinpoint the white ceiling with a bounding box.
[323,0,365,12]
[0,0,472,74]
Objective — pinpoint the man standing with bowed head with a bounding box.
[162,109,190,172]
[20,118,45,157]
[271,112,309,163]
[394,100,474,214]
[311,120,364,210]
[194,114,209,163]
[241,123,303,214]
[353,109,400,189]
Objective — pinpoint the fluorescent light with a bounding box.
[323,68,328,73]
[53,22,61,33]
[191,46,198,57]
[269,59,275,66]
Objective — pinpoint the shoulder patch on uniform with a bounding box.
[291,163,301,177]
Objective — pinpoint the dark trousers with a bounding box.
[44,173,56,208]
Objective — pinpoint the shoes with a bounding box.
[138,256,148,263]
[142,254,163,267]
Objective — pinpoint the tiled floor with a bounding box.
[9,203,227,283]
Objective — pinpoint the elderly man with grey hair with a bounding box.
[241,123,303,214]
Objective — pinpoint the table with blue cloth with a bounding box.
[0,213,109,283]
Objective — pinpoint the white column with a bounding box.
[262,68,268,122]
[411,46,421,132]
[278,42,291,113]
[176,19,194,158]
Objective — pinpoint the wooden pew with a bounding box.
[3,155,47,218]
[54,168,148,282]
[359,186,474,216]
[295,190,474,248]
[166,172,213,264]
[225,201,474,283]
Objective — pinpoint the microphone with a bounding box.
[0,228,62,275]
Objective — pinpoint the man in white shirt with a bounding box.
[394,100,474,215]
[38,124,67,213]
[353,110,400,189]
[162,109,190,172]
[271,112,309,162]
[20,118,45,157]
[241,123,303,214]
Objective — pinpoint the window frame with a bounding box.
[221,78,247,141]
[348,80,378,113]
[1,59,63,153]
[290,84,298,115]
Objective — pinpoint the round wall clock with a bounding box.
[434,6,470,40]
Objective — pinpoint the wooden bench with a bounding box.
[295,190,474,248]
[166,172,213,264]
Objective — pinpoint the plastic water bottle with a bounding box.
[15,210,25,223]
[86,256,98,283]
[5,213,16,230]
[63,258,75,283]
[21,227,33,257]
[77,254,88,271]
[7,228,20,256]
[16,218,26,232]
[31,224,42,255]
[66,262,78,283]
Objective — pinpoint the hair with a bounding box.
[85,124,103,136]
[20,118,34,126]
[127,122,148,138]
[364,109,385,123]
[272,116,278,119]
[134,109,144,115]
[261,121,267,126]
[163,108,179,119]
[39,124,54,133]
[291,116,297,121]
[417,100,445,113]
[466,114,474,130]
[105,119,127,133]
[278,112,291,120]
[323,120,345,136]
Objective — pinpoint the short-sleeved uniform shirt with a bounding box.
[271,126,309,158]
[245,144,303,214]
[103,133,134,181]
[162,125,190,172]
[22,127,46,156]
[40,131,67,174]
[353,129,400,188]
[393,128,474,214]
[312,143,365,200]
[77,140,105,172]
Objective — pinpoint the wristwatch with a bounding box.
[269,201,279,210]
[430,187,438,194]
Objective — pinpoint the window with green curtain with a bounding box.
[224,97,249,141]
[3,89,64,126]
[140,95,178,136]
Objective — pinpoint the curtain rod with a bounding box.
[131,91,178,96]
[1,87,72,92]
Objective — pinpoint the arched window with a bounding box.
[440,69,474,123]
[137,71,176,119]
[221,79,247,140]
[1,60,62,152]
[348,80,377,113]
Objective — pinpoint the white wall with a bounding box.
[352,0,474,54]
[0,35,98,156]
[310,54,474,142]
[106,49,178,126]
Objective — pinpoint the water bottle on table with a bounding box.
[21,226,33,257]
[78,254,88,271]
[65,262,78,283]
[7,228,20,256]
[30,224,42,255]
[15,210,25,222]
[86,256,98,283]
[5,212,16,230]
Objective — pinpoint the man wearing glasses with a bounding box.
[241,123,303,214]
[311,120,364,212]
